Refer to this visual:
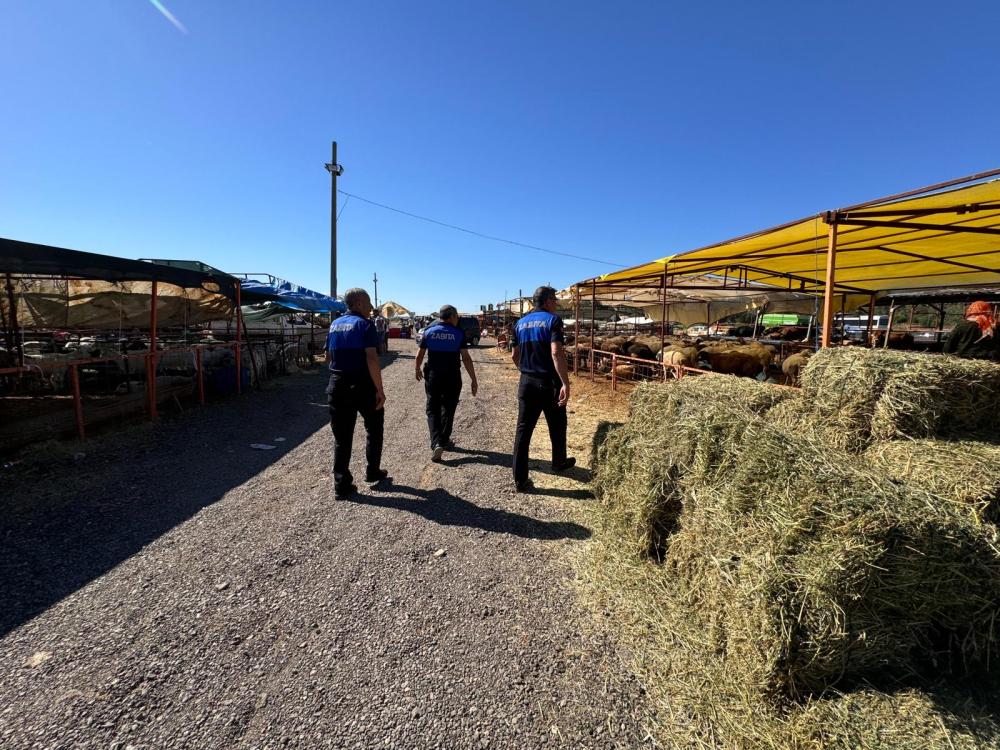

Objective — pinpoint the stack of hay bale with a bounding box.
[589,349,1000,749]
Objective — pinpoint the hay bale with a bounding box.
[590,420,623,474]
[581,527,1000,750]
[799,348,1000,451]
[866,440,1000,524]
[784,686,1000,750]
[594,379,1000,695]
[666,418,1000,699]
[584,364,1000,749]
[592,378,794,560]
[871,357,1000,441]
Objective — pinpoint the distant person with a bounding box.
[415,305,478,461]
[511,286,574,492]
[326,288,388,499]
[373,313,389,354]
[944,300,998,359]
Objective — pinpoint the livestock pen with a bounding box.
[561,169,1000,396]
[0,239,344,454]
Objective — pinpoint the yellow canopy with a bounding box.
[596,178,1000,295]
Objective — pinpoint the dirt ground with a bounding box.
[1,338,651,750]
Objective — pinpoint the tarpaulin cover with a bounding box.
[239,280,346,314]
[559,275,855,324]
[5,278,233,329]
[594,180,1000,294]
[240,302,309,321]
[1,238,239,299]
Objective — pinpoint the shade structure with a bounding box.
[595,177,1000,295]
[1,238,239,298]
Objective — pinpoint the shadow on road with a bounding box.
[0,377,330,638]
[442,447,593,483]
[347,483,591,540]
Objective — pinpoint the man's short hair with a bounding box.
[439,304,458,320]
[533,286,557,309]
[344,288,369,309]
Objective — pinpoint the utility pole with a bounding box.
[324,141,344,298]
[372,272,379,308]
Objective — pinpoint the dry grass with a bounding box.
[583,374,1000,749]
[866,439,1000,525]
[798,348,1000,451]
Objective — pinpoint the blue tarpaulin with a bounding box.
[239,279,347,314]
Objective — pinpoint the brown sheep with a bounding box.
[613,364,636,380]
[703,349,764,378]
[627,343,656,361]
[780,350,812,386]
[660,347,698,368]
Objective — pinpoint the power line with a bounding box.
[337,189,625,268]
[336,194,351,220]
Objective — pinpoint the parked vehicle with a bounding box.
[457,315,481,346]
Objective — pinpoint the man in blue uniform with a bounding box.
[511,286,575,492]
[326,287,388,499]
[415,304,479,461]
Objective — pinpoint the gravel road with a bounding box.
[1,339,651,749]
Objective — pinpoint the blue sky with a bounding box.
[2,1,999,313]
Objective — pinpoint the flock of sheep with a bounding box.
[566,333,813,385]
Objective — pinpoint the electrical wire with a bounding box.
[336,194,351,221]
[337,189,626,268]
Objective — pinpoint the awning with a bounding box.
[1,238,239,299]
[595,177,1000,295]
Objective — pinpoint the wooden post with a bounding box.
[195,346,205,405]
[820,220,839,348]
[148,280,159,419]
[70,363,85,440]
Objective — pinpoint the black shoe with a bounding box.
[365,469,389,487]
[514,479,535,493]
[334,482,357,500]
[440,440,455,450]
[552,458,576,473]
[431,446,444,463]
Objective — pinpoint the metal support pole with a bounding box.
[659,273,668,351]
[4,273,24,368]
[235,283,242,394]
[590,280,596,381]
[70,363,85,441]
[148,280,159,419]
[937,304,947,345]
[865,294,876,346]
[884,303,896,348]
[573,285,580,375]
[611,354,618,391]
[195,346,205,405]
[820,221,839,348]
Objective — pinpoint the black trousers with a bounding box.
[326,374,384,488]
[424,369,462,448]
[512,373,567,485]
